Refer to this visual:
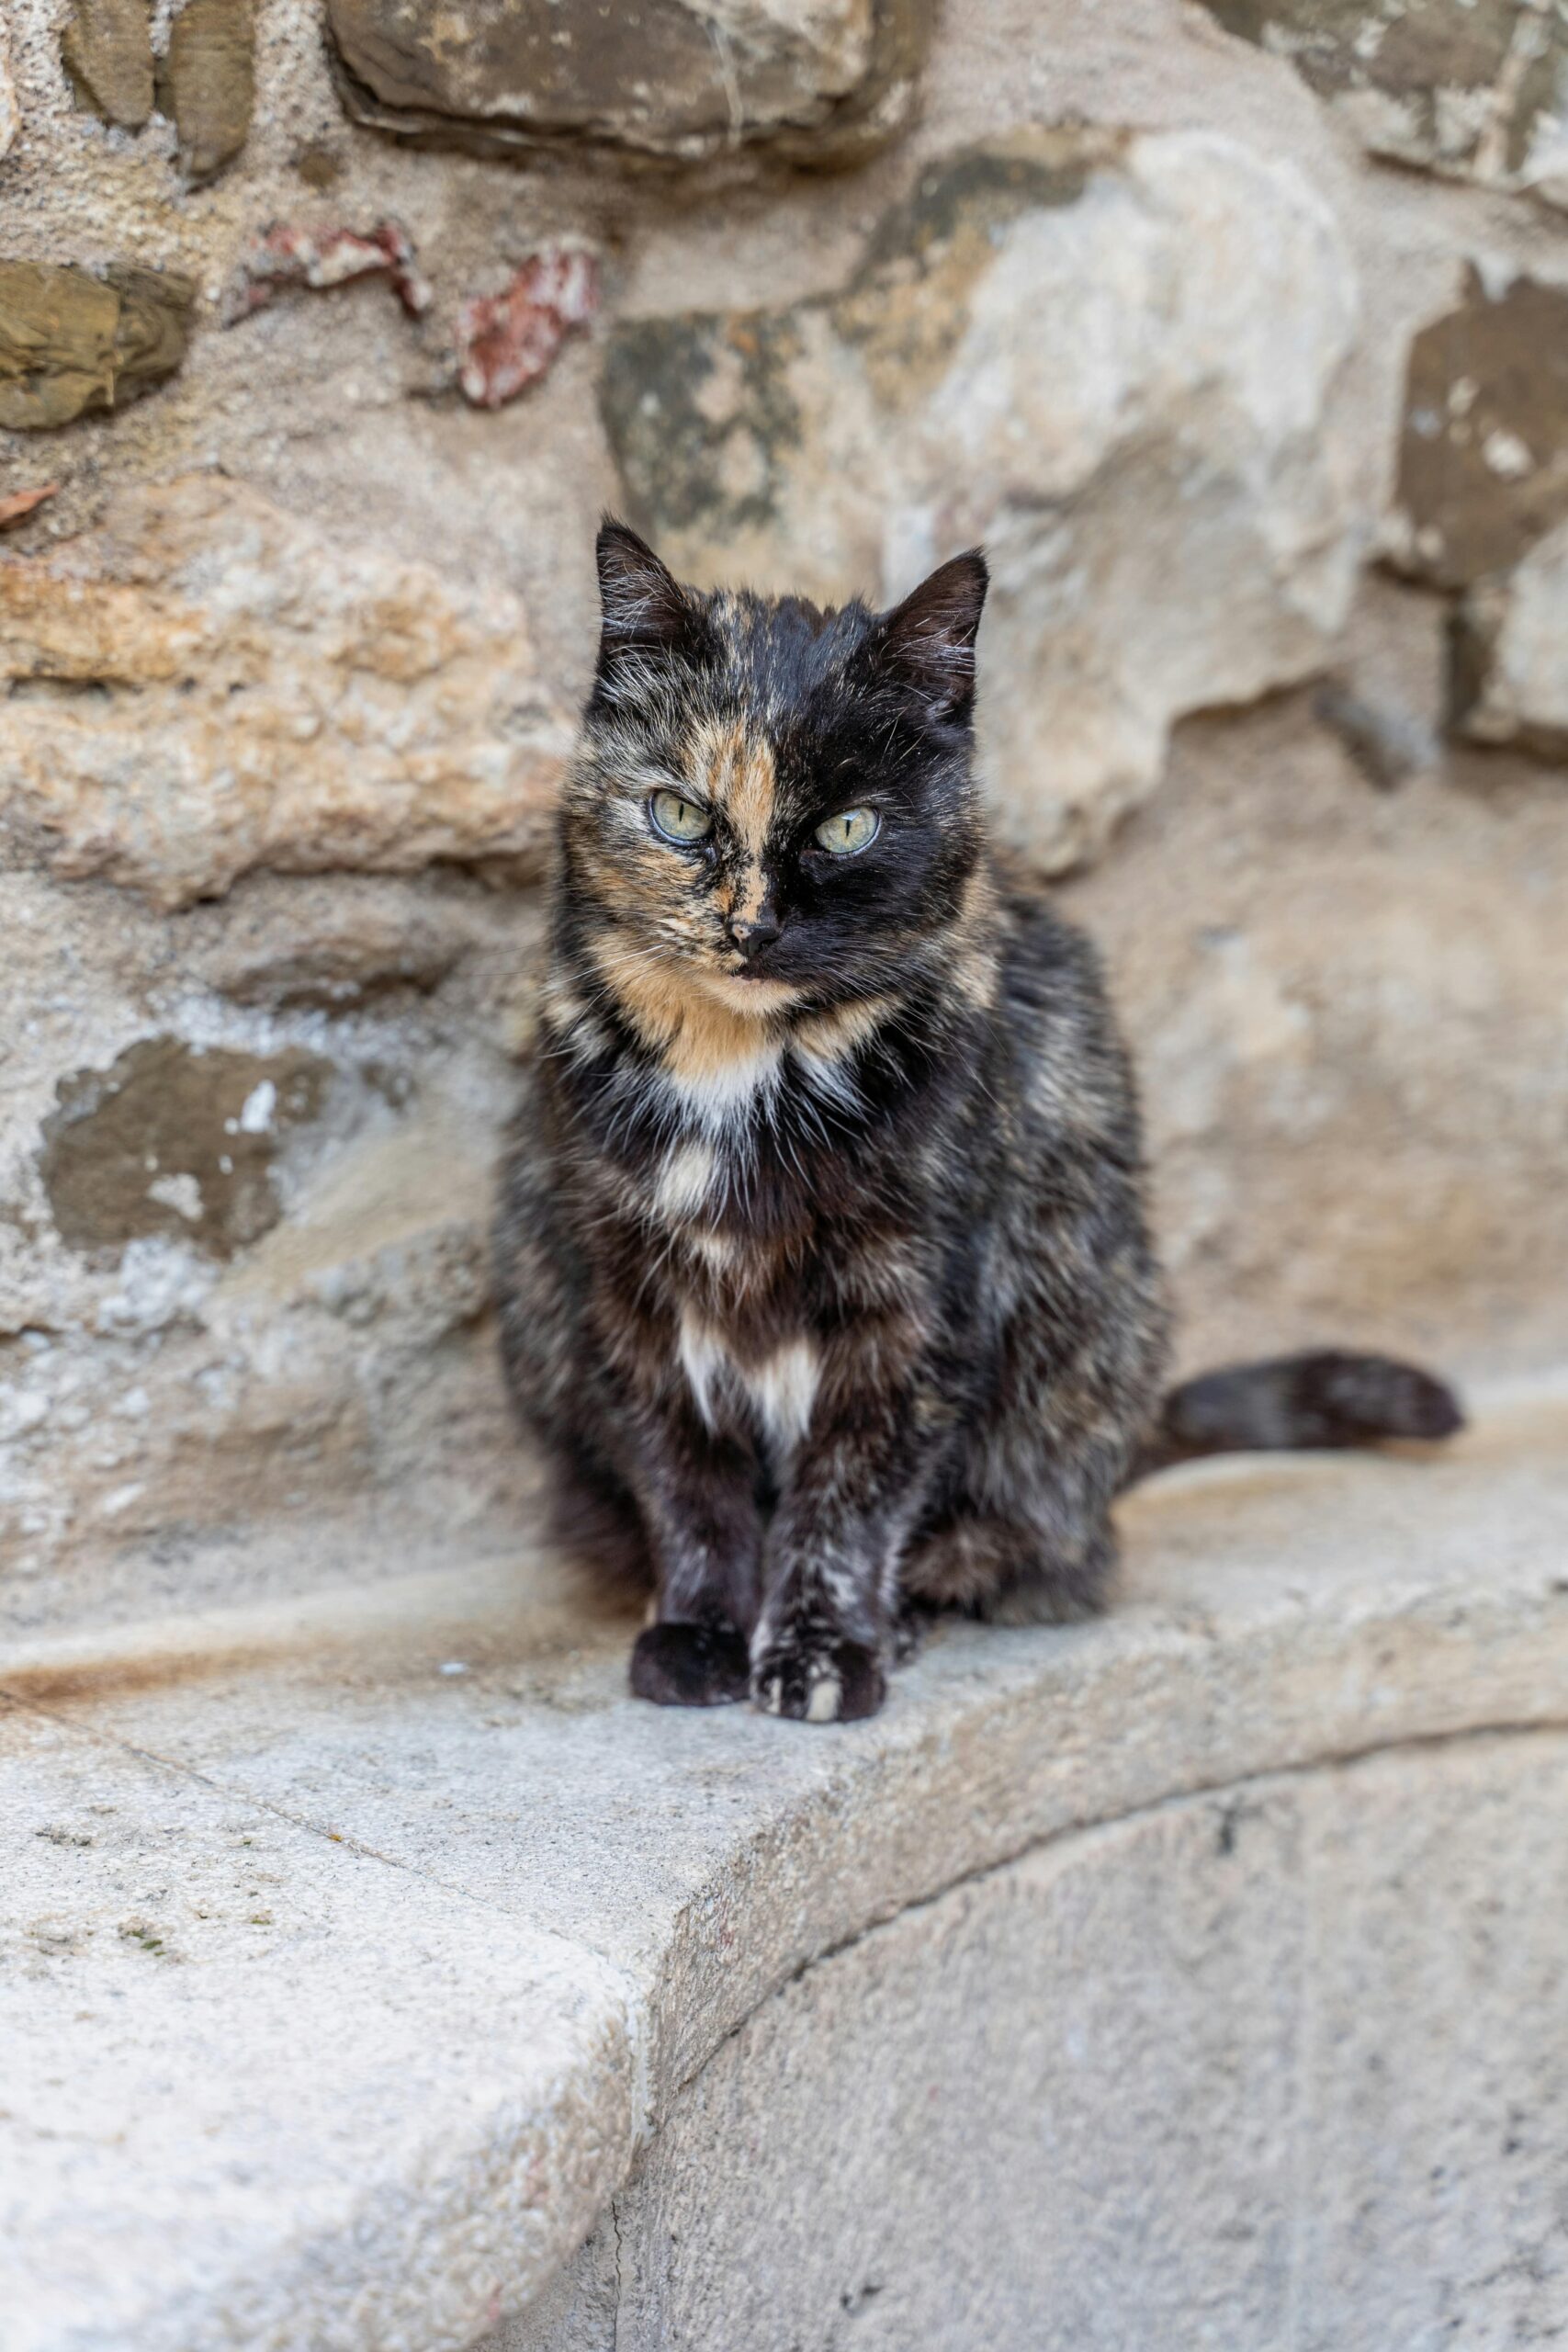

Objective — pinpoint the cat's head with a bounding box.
[559,521,989,1014]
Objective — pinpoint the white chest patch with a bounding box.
[677,1310,820,1464]
[655,1140,717,1221]
[665,1039,783,1137]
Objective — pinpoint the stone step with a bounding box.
[5,1386,1568,2352]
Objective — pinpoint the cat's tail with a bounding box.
[1134,1349,1464,1481]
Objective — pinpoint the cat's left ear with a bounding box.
[868,550,988,723]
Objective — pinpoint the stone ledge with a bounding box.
[4,1386,1568,2352]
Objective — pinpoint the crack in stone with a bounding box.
[660,1711,1568,2111]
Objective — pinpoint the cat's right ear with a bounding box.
[594,520,706,687]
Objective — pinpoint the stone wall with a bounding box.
[3,0,1566,1619]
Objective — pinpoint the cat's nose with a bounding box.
[728,908,782,961]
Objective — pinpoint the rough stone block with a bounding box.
[1197,0,1568,203]
[326,0,934,166]
[1450,516,1568,761]
[0,475,574,905]
[61,0,154,130]
[0,262,193,431]
[603,130,1360,871]
[159,0,254,181]
[1388,267,1568,591]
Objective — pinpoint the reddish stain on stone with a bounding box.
[225,219,433,324]
[455,246,598,411]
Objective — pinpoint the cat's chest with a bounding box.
[643,1131,839,1461]
[675,1307,821,1467]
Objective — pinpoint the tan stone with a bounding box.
[0,476,574,907]
[603,130,1360,871]
[0,263,193,432]
[62,0,154,129]
[160,0,255,181]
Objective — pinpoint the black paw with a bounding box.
[750,1635,886,1724]
[630,1622,750,1708]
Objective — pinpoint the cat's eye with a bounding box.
[649,789,712,846]
[815,807,880,856]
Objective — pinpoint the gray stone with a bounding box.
[1197,0,1568,200]
[1312,676,1438,788]
[604,130,1361,871]
[522,1732,1568,2351]
[39,1038,330,1260]
[1388,267,1568,591]
[0,1702,637,2352]
[326,0,934,167]
[61,0,153,129]
[202,897,470,1010]
[0,263,193,432]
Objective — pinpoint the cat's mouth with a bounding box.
[691,964,804,1016]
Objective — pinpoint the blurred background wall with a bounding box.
[3,0,1566,1628]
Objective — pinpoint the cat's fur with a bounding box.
[494,524,1461,1724]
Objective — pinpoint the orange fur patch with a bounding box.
[688,715,776,924]
[591,936,785,1089]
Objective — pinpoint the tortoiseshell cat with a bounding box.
[494,524,1461,1724]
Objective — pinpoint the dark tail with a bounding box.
[1134,1349,1465,1481]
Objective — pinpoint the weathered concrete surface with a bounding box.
[3,1398,1567,2351]
[2,1701,639,2352]
[0,475,573,904]
[530,1736,1568,2350]
[327,0,935,168]
[604,129,1361,871]
[0,870,548,1598]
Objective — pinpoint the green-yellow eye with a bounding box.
[815,807,880,856]
[649,789,712,845]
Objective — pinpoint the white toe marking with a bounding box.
[806,1675,843,1724]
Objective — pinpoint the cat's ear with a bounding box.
[594,520,707,680]
[869,550,988,722]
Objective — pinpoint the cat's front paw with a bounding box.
[630,1621,750,1707]
[750,1634,886,1724]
